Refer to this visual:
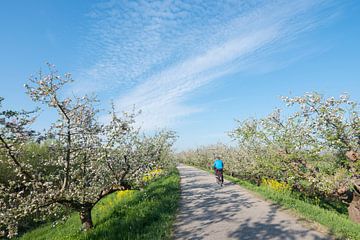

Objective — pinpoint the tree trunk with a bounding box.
[345,151,360,223]
[348,190,360,223]
[80,207,93,230]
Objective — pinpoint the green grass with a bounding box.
[226,175,359,239]
[195,165,360,240]
[224,175,360,240]
[20,169,180,240]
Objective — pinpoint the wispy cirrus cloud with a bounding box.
[73,0,341,130]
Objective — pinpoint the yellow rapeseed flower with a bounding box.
[262,178,290,192]
[116,190,133,200]
[142,168,163,182]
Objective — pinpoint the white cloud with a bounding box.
[74,0,340,130]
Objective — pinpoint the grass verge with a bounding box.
[20,169,180,240]
[226,174,360,240]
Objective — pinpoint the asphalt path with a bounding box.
[173,164,331,240]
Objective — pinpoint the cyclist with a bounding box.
[213,156,224,185]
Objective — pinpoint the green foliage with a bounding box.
[19,169,180,240]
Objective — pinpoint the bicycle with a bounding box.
[215,168,223,187]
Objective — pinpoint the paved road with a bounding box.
[173,165,330,240]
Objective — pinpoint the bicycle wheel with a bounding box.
[220,172,223,186]
[215,170,221,185]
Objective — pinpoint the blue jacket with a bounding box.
[213,159,224,170]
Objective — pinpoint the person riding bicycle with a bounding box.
[213,156,224,185]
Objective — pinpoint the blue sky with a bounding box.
[1,0,359,150]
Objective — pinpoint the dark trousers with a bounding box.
[214,168,223,183]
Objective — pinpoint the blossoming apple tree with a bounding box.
[0,64,176,237]
[177,92,359,223]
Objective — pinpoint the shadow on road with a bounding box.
[173,166,330,240]
[227,205,328,240]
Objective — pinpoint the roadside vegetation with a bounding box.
[19,169,180,240]
[177,93,359,239]
[226,174,360,239]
